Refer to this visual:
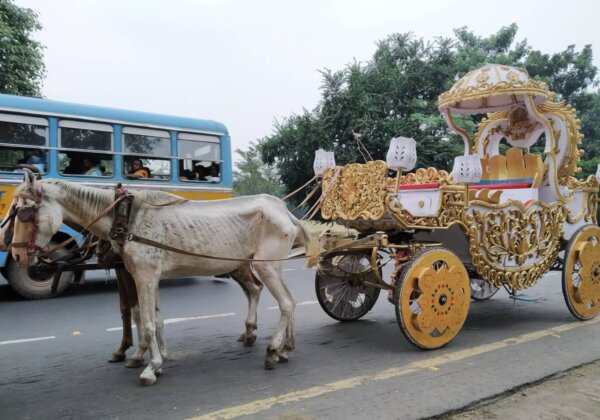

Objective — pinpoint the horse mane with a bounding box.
[39,180,115,225]
[40,180,182,216]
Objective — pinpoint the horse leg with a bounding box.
[126,303,165,368]
[108,268,133,363]
[113,269,142,368]
[155,292,167,361]
[230,265,263,346]
[252,260,295,370]
[134,277,163,386]
[123,305,144,368]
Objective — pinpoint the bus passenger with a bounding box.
[82,156,103,176]
[127,158,150,179]
[179,169,193,181]
[205,163,220,183]
[14,149,46,173]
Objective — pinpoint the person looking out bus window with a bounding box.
[14,149,46,173]
[205,163,220,183]
[82,156,103,176]
[127,158,150,179]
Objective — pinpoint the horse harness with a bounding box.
[8,183,313,265]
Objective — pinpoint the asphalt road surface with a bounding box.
[1,260,599,420]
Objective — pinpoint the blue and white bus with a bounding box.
[0,93,233,298]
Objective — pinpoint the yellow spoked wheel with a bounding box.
[562,225,600,320]
[395,248,470,349]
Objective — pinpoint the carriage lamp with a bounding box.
[386,137,417,192]
[313,149,336,177]
[451,154,482,184]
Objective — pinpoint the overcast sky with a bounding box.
[14,0,600,160]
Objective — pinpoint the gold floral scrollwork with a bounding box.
[321,160,388,221]
[540,100,585,186]
[586,189,598,224]
[395,167,451,186]
[467,203,566,290]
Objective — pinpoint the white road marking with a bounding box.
[189,316,600,420]
[106,312,235,331]
[267,300,318,310]
[0,336,56,346]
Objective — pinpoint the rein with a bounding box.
[126,232,310,263]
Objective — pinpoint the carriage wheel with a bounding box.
[395,248,470,349]
[562,225,600,320]
[470,277,500,301]
[315,252,381,322]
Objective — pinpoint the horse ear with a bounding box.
[22,168,36,191]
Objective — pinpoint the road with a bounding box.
[1,260,599,420]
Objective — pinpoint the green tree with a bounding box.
[259,24,600,192]
[233,142,285,196]
[0,0,45,96]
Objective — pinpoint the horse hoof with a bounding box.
[139,372,156,386]
[264,358,278,370]
[108,354,126,363]
[244,334,257,347]
[264,349,279,370]
[126,358,144,368]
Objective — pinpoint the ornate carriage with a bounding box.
[314,64,600,349]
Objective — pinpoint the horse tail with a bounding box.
[287,210,320,268]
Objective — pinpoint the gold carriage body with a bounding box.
[316,64,600,349]
[321,64,598,293]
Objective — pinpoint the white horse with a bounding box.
[10,172,318,385]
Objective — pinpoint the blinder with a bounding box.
[16,206,36,223]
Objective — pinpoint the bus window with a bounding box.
[177,132,221,182]
[58,120,113,177]
[0,114,48,174]
[123,127,171,180]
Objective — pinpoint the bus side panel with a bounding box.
[170,190,233,201]
[0,184,16,218]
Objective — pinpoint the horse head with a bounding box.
[11,170,63,267]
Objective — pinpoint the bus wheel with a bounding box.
[7,257,74,300]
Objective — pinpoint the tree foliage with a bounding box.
[233,142,285,197]
[259,24,600,192]
[0,0,45,96]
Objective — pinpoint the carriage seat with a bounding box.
[472,147,544,189]
[469,147,544,204]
